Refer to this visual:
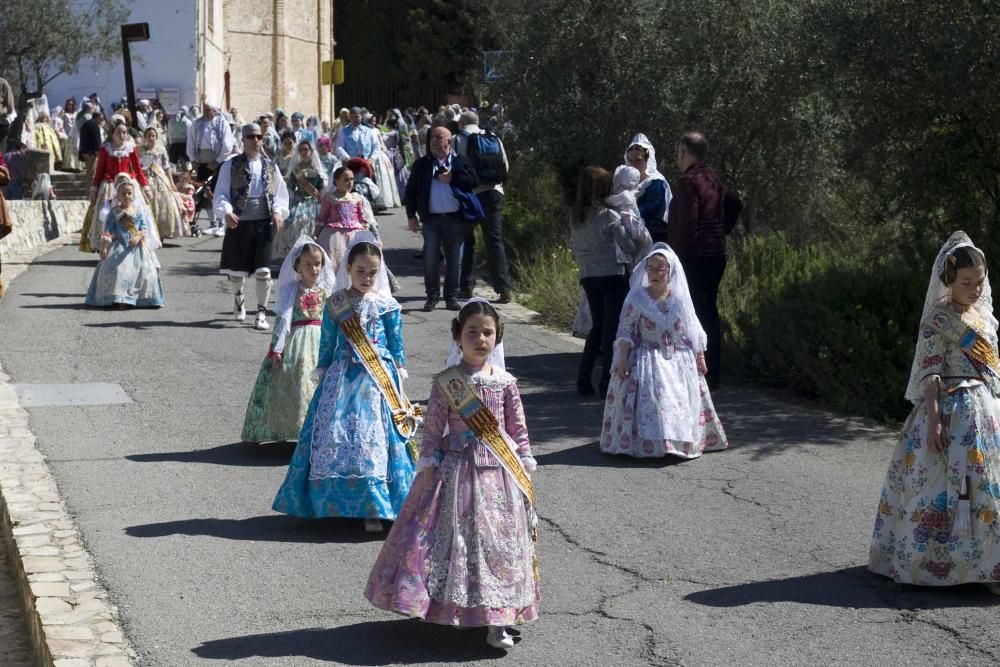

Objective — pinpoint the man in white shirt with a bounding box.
[213,123,289,330]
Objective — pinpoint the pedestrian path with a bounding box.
[1,210,999,665]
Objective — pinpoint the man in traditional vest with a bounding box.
[214,123,290,331]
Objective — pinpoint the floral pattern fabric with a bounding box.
[241,287,328,443]
[600,292,727,458]
[870,308,1000,585]
[272,289,414,519]
[365,366,540,627]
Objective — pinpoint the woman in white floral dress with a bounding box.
[870,231,1000,590]
[600,244,727,459]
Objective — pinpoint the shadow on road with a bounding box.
[125,515,388,544]
[191,618,508,664]
[535,441,691,469]
[126,441,295,466]
[18,302,92,310]
[25,259,97,268]
[19,292,81,298]
[83,319,229,330]
[685,565,999,610]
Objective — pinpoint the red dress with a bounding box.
[91,142,149,189]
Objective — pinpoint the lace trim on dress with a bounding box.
[103,140,136,158]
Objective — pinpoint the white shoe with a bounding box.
[233,295,246,321]
[486,626,514,649]
[254,310,269,330]
[364,518,383,533]
[213,226,226,237]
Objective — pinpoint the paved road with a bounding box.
[1,210,998,666]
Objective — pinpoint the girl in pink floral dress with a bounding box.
[313,166,375,271]
[600,244,728,458]
[365,299,539,650]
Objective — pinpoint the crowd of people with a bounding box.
[4,84,1000,650]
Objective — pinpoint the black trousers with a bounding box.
[682,255,727,390]
[460,190,512,293]
[579,274,630,391]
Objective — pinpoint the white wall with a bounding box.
[44,0,198,114]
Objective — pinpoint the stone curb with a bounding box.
[0,232,137,666]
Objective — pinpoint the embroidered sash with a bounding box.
[327,291,422,441]
[927,310,1000,396]
[433,367,536,507]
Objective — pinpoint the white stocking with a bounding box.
[254,270,272,312]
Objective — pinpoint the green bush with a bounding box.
[720,233,924,422]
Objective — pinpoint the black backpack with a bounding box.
[463,130,507,186]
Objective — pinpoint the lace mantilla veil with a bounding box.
[904,230,996,403]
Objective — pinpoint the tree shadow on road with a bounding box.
[126,441,295,466]
[125,515,388,544]
[19,292,81,298]
[685,565,999,610]
[191,618,508,664]
[18,302,92,311]
[25,259,97,268]
[83,319,229,330]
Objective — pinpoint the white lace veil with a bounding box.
[446,297,507,370]
[605,165,640,212]
[630,243,707,351]
[624,133,670,223]
[98,173,162,253]
[333,230,392,298]
[904,231,995,403]
[272,236,336,354]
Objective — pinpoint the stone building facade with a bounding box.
[47,0,334,120]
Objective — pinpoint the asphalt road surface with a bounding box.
[1,209,998,666]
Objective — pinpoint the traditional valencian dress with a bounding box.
[139,141,187,239]
[272,235,417,519]
[272,159,326,259]
[371,130,401,210]
[80,140,150,253]
[366,314,540,629]
[870,232,1000,587]
[241,238,336,443]
[314,191,374,271]
[600,245,728,458]
[85,201,164,307]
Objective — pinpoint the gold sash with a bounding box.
[434,366,535,507]
[327,291,422,443]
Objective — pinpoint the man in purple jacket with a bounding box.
[667,132,731,390]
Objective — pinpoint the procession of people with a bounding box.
[4,88,1000,653]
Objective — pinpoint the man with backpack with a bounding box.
[453,110,513,303]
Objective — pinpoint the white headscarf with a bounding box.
[446,297,507,370]
[605,165,641,213]
[272,236,337,354]
[904,231,995,403]
[333,230,392,298]
[625,133,671,223]
[286,142,328,188]
[627,243,706,351]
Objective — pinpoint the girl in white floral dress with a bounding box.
[870,231,1000,590]
[600,244,728,459]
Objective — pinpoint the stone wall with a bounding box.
[0,201,89,261]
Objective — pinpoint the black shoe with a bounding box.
[422,298,438,312]
[459,288,473,299]
[577,376,595,396]
[445,299,462,311]
[497,290,513,304]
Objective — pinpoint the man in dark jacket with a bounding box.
[79,109,104,185]
[667,132,732,390]
[406,126,480,312]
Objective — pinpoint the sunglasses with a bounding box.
[245,134,263,140]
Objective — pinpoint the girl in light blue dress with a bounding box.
[85,174,164,308]
[272,232,416,532]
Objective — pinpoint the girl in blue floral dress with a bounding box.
[272,232,416,532]
[870,232,1000,591]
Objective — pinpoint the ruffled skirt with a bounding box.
[272,197,321,260]
[85,242,163,307]
[241,323,322,443]
[365,448,539,627]
[600,347,728,458]
[869,384,1000,585]
[145,165,185,239]
[371,152,401,210]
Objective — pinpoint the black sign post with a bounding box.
[121,22,150,130]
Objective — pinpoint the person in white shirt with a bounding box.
[213,123,290,330]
